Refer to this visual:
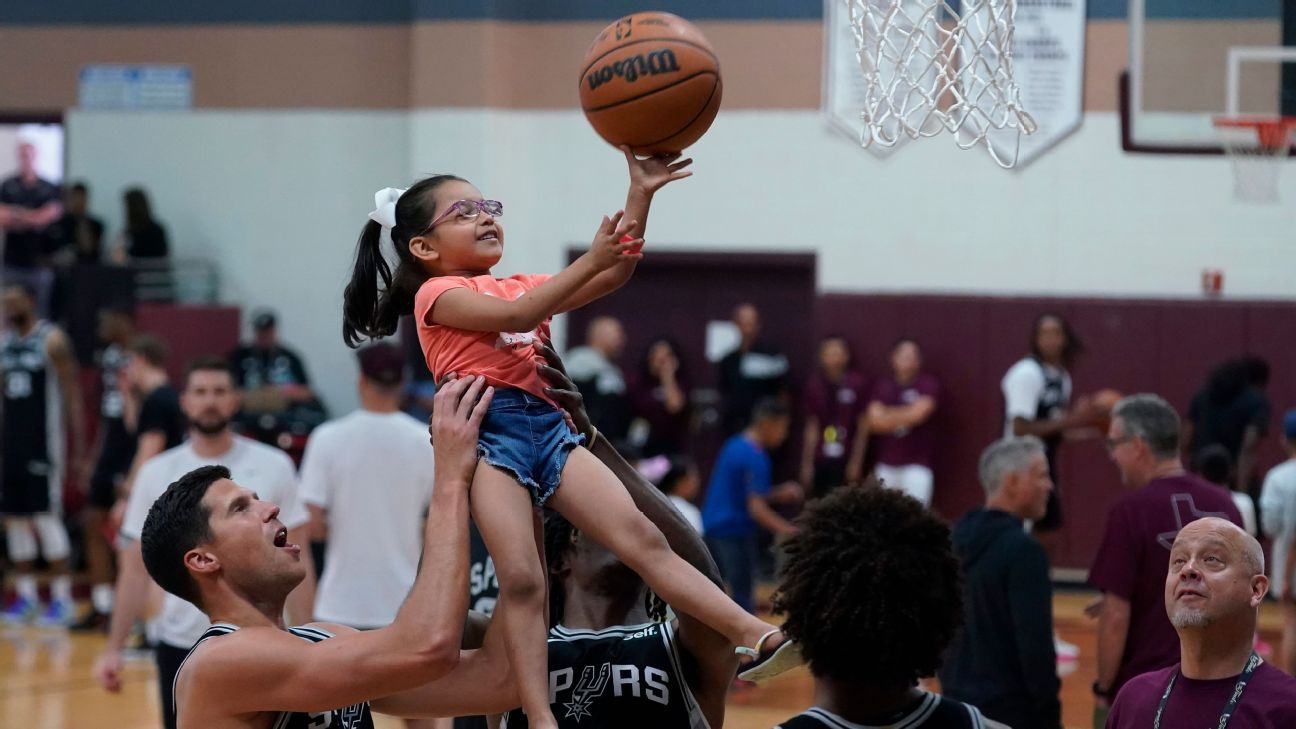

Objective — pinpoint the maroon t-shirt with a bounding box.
[868,373,940,468]
[801,371,867,464]
[1089,474,1244,696]
[1107,661,1296,728]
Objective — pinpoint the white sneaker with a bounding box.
[1054,634,1079,661]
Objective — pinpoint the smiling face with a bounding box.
[1164,518,1267,631]
[408,180,504,276]
[188,480,306,601]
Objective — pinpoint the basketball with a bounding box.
[578,12,723,154]
[1089,388,1125,432]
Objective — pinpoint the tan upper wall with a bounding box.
[0,20,1128,113]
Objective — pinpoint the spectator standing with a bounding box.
[627,336,691,457]
[1258,409,1296,675]
[1186,356,1271,499]
[0,141,62,315]
[718,303,789,434]
[564,316,631,447]
[799,335,868,497]
[868,338,940,505]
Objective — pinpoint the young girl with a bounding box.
[342,149,798,728]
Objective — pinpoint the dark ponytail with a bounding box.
[342,174,466,348]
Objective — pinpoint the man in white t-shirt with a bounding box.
[301,343,433,628]
[1260,409,1296,675]
[93,356,313,729]
[300,343,437,728]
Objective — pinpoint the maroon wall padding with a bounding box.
[816,294,1296,571]
[135,303,242,385]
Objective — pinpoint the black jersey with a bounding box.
[176,623,375,729]
[502,621,708,729]
[2,321,61,514]
[90,343,135,502]
[777,695,988,729]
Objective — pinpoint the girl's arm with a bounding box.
[430,212,641,333]
[555,148,693,313]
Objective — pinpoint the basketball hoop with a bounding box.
[1212,116,1296,204]
[843,0,1037,168]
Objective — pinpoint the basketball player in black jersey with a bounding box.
[1,283,87,625]
[138,375,519,729]
[494,344,737,729]
[773,486,1008,729]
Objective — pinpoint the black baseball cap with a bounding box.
[356,342,406,387]
[251,309,277,331]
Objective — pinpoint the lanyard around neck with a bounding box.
[1153,652,1261,729]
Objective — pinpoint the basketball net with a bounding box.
[844,0,1037,168]
[1213,117,1296,204]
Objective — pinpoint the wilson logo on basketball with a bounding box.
[585,49,681,91]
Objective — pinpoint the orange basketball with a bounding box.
[1089,388,1125,432]
[578,12,723,154]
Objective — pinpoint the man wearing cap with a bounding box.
[297,344,444,726]
[227,308,319,409]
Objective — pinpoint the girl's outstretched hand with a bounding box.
[588,210,644,270]
[623,145,693,194]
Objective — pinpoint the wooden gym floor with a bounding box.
[1,592,1287,729]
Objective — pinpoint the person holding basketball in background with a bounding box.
[341,149,798,729]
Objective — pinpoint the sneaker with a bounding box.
[70,609,110,633]
[36,599,75,628]
[1054,634,1080,661]
[2,596,42,625]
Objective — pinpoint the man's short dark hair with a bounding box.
[184,355,232,389]
[750,397,789,424]
[772,483,963,685]
[1193,444,1233,486]
[140,465,230,608]
[128,334,169,368]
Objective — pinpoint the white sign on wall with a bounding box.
[823,0,1085,166]
[79,65,193,110]
[990,0,1087,167]
[823,0,904,158]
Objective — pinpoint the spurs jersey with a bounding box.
[176,623,375,729]
[777,695,988,729]
[1,321,63,515]
[502,621,708,729]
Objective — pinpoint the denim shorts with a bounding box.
[477,389,584,506]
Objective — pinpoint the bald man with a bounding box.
[1106,518,1296,728]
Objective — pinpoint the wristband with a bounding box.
[587,427,601,449]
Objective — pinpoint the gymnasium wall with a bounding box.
[6,1,1294,420]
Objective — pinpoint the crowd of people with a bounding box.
[1,139,172,319]
[2,149,1296,727]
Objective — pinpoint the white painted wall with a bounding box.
[68,108,1296,412]
[67,110,411,415]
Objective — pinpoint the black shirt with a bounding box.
[1,175,60,267]
[777,695,988,728]
[938,508,1061,729]
[717,343,789,433]
[1188,386,1270,462]
[49,212,106,263]
[501,621,707,729]
[178,623,375,729]
[229,344,311,389]
[125,221,169,259]
[136,384,186,449]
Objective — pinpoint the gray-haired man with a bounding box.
[938,436,1061,729]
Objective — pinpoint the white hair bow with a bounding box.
[368,187,406,230]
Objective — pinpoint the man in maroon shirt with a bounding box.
[1089,394,1244,728]
[1106,517,1296,728]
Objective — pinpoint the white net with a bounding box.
[1214,118,1296,204]
[844,0,1037,167]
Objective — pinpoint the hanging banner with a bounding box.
[990,0,1087,167]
